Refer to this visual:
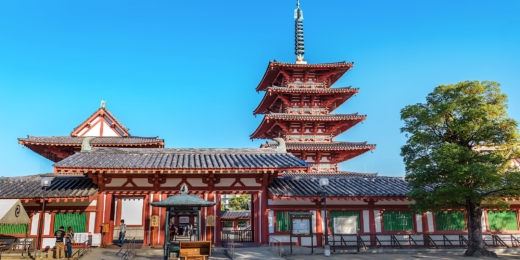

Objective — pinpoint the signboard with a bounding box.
[150,215,159,227]
[179,216,190,223]
[291,218,310,235]
[333,216,358,234]
[91,233,101,247]
[74,232,89,243]
[102,223,110,233]
[206,214,215,227]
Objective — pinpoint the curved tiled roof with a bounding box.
[18,136,164,146]
[0,174,98,199]
[54,147,308,170]
[267,86,358,94]
[268,176,411,197]
[262,141,375,150]
[264,113,364,121]
[221,210,251,220]
[282,171,378,178]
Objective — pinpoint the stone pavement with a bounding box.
[286,253,520,260]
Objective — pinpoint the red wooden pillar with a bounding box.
[215,193,222,246]
[206,193,215,243]
[159,194,167,245]
[315,201,323,247]
[200,194,207,241]
[104,193,114,244]
[151,193,160,246]
[261,191,269,244]
[142,193,150,246]
[368,200,376,246]
[94,192,104,233]
[253,192,260,245]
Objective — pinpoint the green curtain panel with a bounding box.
[223,221,233,227]
[487,211,519,231]
[329,211,360,231]
[0,224,28,235]
[276,211,290,232]
[382,211,413,231]
[435,211,466,231]
[53,213,87,233]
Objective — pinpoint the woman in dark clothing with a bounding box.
[66,226,74,258]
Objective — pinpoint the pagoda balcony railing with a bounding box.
[286,81,326,88]
[286,135,332,142]
[286,107,328,115]
[310,163,338,172]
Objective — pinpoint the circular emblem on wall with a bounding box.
[15,205,21,218]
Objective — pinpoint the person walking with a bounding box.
[66,227,74,258]
[54,226,66,259]
[119,219,127,247]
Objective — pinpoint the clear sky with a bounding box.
[0,1,519,177]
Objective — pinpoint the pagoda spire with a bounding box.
[294,0,306,64]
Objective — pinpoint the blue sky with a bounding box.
[0,1,519,177]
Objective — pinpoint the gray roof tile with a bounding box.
[221,210,251,220]
[268,176,411,197]
[18,136,164,145]
[0,174,98,199]
[54,148,308,170]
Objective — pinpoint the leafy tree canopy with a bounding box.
[228,195,250,210]
[401,80,520,256]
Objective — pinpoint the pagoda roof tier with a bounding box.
[250,113,366,139]
[54,147,308,173]
[261,141,375,151]
[261,141,375,162]
[253,86,359,115]
[256,61,354,91]
[18,136,165,162]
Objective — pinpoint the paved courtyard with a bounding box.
[286,253,520,260]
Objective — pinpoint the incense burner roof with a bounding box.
[54,147,308,171]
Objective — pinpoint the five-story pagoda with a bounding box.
[251,0,375,173]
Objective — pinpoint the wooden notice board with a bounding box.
[206,214,215,227]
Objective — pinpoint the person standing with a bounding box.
[66,227,74,258]
[54,226,66,259]
[119,219,127,247]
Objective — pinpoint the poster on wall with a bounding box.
[291,218,310,235]
[333,216,358,234]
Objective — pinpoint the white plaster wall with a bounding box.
[30,213,39,236]
[374,210,381,232]
[42,238,56,249]
[121,198,144,225]
[481,213,487,232]
[416,214,423,232]
[374,200,411,205]
[268,199,314,206]
[186,178,206,187]
[89,200,97,207]
[215,178,235,187]
[301,236,317,246]
[269,235,298,243]
[162,178,181,187]
[323,200,367,205]
[133,178,153,187]
[44,212,51,235]
[83,121,101,136]
[105,178,127,187]
[101,121,119,136]
[362,210,370,232]
[310,210,316,233]
[241,178,261,187]
[268,211,274,233]
[88,212,96,234]
[426,212,434,232]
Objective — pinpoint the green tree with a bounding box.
[228,195,250,210]
[400,81,520,257]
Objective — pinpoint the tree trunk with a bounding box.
[464,200,497,257]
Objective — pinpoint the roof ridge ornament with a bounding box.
[294,0,306,64]
[81,137,96,151]
[100,100,106,109]
[273,138,287,153]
